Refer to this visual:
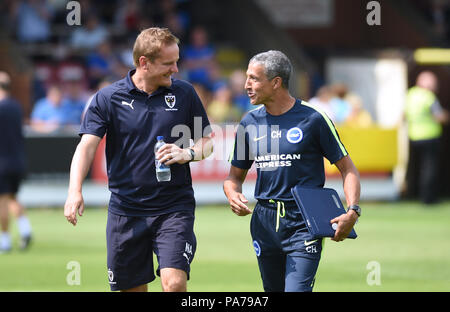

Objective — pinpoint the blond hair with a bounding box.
[132,27,179,67]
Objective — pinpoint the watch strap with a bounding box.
[188,148,196,162]
[348,205,361,217]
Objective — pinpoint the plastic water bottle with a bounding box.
[155,136,171,182]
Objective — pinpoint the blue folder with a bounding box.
[291,185,357,239]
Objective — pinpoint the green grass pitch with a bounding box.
[0,201,449,292]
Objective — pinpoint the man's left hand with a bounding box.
[330,210,358,242]
[156,144,192,165]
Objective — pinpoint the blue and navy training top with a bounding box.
[230,99,348,202]
[0,97,25,176]
[80,69,211,216]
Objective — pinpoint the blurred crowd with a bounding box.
[0,0,376,132]
[0,0,252,131]
[308,83,373,128]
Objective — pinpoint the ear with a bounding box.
[139,56,148,70]
[272,77,282,90]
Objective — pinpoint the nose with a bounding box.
[244,78,251,90]
[171,63,179,74]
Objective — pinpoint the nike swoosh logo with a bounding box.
[304,239,318,246]
[121,99,134,110]
[253,135,267,142]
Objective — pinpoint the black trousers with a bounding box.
[405,138,441,204]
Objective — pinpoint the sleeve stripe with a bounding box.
[300,100,348,156]
[228,138,236,163]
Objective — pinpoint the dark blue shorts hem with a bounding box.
[109,275,157,291]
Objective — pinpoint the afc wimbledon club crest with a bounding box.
[165,93,177,111]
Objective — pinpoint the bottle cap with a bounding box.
[157,136,164,141]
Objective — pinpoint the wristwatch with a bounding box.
[348,205,361,217]
[188,148,196,162]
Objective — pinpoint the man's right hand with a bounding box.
[227,191,252,216]
[64,192,84,226]
[223,166,252,216]
[63,134,102,226]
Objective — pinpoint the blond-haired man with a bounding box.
[64,28,213,292]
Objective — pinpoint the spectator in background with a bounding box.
[181,26,218,90]
[70,12,108,51]
[308,86,335,122]
[0,71,32,253]
[404,71,449,204]
[344,93,373,128]
[30,84,64,132]
[12,0,53,43]
[30,82,85,132]
[60,77,88,122]
[86,40,127,89]
[329,83,352,124]
[229,69,251,114]
[207,83,241,123]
